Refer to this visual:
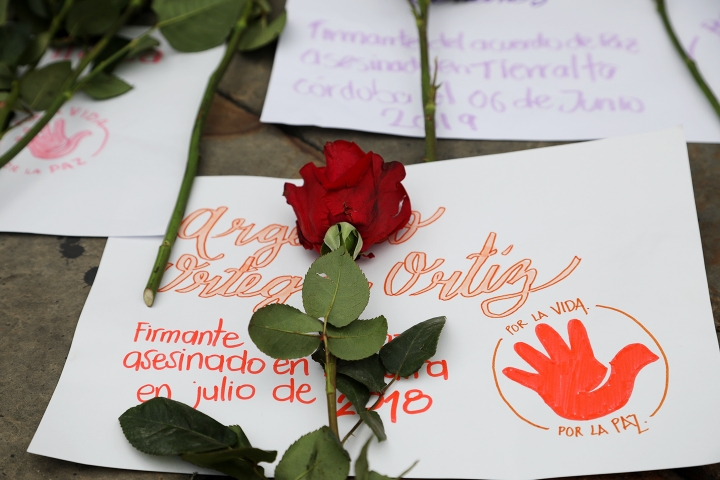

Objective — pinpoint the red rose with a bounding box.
[284,140,411,253]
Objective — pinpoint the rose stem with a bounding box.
[0,0,141,169]
[143,1,254,307]
[324,322,340,439]
[656,0,720,122]
[340,377,397,445]
[409,0,439,162]
[0,0,76,136]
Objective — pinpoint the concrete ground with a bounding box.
[2,20,720,480]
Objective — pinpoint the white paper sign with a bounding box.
[29,128,720,479]
[0,30,223,236]
[261,0,720,143]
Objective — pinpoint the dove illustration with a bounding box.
[502,319,659,421]
[24,119,91,159]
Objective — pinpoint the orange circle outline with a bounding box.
[492,338,549,430]
[492,305,669,427]
[595,304,669,417]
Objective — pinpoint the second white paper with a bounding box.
[262,0,720,143]
[0,30,223,236]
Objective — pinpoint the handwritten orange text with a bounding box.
[158,254,303,311]
[383,232,581,318]
[179,207,302,267]
[161,207,445,308]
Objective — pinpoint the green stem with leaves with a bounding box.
[656,0,720,121]
[143,1,254,307]
[0,0,141,169]
[409,0,438,163]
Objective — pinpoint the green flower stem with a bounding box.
[143,1,254,307]
[656,0,720,121]
[0,0,75,137]
[340,377,397,445]
[0,0,141,169]
[409,0,438,163]
[324,328,340,439]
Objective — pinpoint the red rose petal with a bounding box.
[284,140,412,253]
[324,140,367,182]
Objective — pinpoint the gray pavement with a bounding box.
[2,31,720,480]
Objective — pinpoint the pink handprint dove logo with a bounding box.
[502,319,659,421]
[22,119,91,159]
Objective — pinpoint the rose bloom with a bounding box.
[284,140,411,253]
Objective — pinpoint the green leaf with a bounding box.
[0,62,13,90]
[338,354,387,392]
[128,35,161,57]
[355,437,416,480]
[336,374,368,412]
[369,473,395,480]
[254,0,271,14]
[303,247,370,328]
[92,35,130,72]
[0,91,8,102]
[183,446,277,465]
[311,344,325,366]
[0,0,9,25]
[326,316,387,361]
[9,0,49,32]
[93,35,161,74]
[118,397,237,455]
[81,71,132,100]
[183,424,272,479]
[362,410,386,444]
[153,0,245,53]
[18,31,49,65]
[355,437,372,480]
[312,347,386,392]
[238,10,286,52]
[0,24,32,66]
[275,427,350,480]
[380,317,446,377]
[248,303,322,359]
[336,375,386,442]
[20,60,71,110]
[66,0,122,37]
[27,0,50,18]
[184,455,266,479]
[229,424,252,448]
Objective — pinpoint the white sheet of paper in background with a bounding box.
[29,128,720,479]
[261,0,720,143]
[0,29,223,236]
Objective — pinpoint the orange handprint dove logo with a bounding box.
[503,319,659,421]
[23,119,91,159]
